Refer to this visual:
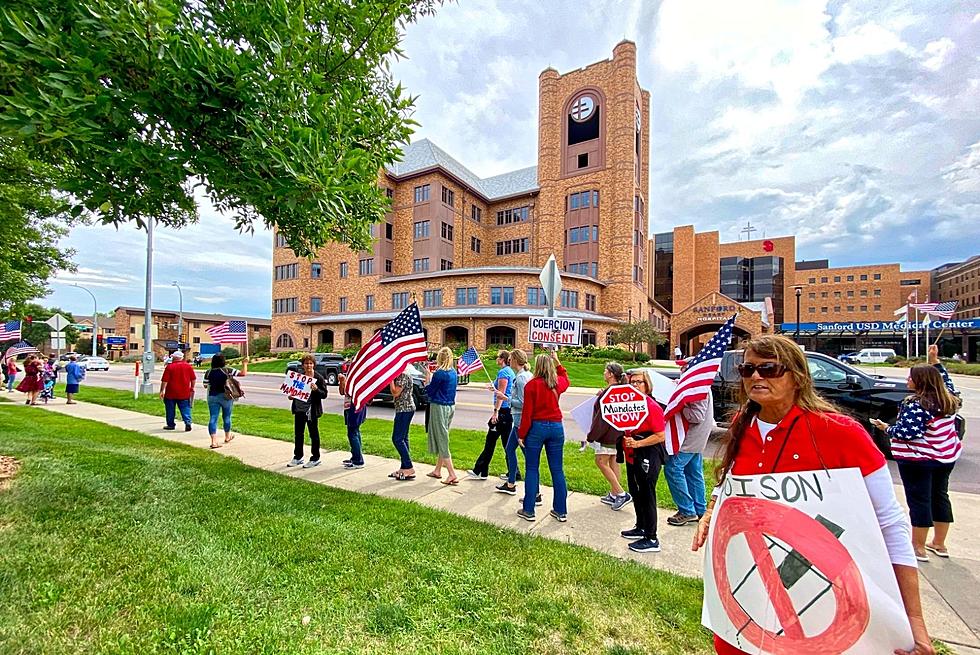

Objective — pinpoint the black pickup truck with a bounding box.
[285,353,346,385]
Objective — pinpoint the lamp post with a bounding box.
[172,281,183,352]
[794,286,804,344]
[141,219,155,394]
[71,283,98,358]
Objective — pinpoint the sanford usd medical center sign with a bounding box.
[780,318,980,333]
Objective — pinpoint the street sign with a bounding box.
[49,336,67,350]
[528,316,582,346]
[45,313,71,332]
[599,383,649,431]
[106,336,127,345]
[538,254,562,313]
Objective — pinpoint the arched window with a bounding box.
[276,333,294,349]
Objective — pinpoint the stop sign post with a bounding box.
[599,384,650,431]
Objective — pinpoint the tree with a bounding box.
[74,336,106,356]
[0,141,77,314]
[249,335,270,355]
[0,0,442,256]
[1,303,80,350]
[612,321,667,361]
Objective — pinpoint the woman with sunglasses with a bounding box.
[620,369,668,553]
[692,335,932,655]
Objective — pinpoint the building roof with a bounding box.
[114,306,271,326]
[385,139,539,201]
[296,307,622,325]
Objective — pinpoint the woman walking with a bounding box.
[516,350,570,522]
[388,364,417,481]
[495,349,532,495]
[587,363,631,510]
[5,355,20,392]
[16,354,43,405]
[872,364,961,562]
[424,347,459,485]
[287,354,328,469]
[620,369,667,553]
[203,354,240,449]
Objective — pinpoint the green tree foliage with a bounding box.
[220,346,240,359]
[612,321,666,361]
[0,141,76,314]
[73,336,106,356]
[1,303,80,349]
[0,0,442,256]
[249,335,270,355]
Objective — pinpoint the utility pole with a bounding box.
[141,219,155,394]
[172,281,183,352]
[71,283,98,357]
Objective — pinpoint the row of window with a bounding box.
[273,329,611,352]
[809,289,882,299]
[495,238,529,256]
[273,298,298,314]
[809,305,883,313]
[275,289,600,313]
[568,190,599,210]
[274,263,297,280]
[567,225,598,244]
[497,206,530,225]
[566,262,598,277]
[807,273,883,284]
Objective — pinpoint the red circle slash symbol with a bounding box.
[712,497,870,654]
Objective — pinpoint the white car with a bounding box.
[79,356,110,371]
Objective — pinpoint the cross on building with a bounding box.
[739,221,757,241]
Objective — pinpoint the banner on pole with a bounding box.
[702,468,912,654]
[279,370,315,402]
[528,316,582,346]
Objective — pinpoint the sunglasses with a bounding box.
[736,362,788,379]
[629,379,647,386]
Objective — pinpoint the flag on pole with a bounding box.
[663,314,737,455]
[345,303,428,411]
[924,301,958,320]
[0,320,22,341]
[4,340,39,359]
[893,305,908,318]
[457,347,483,375]
[910,299,940,313]
[205,320,248,344]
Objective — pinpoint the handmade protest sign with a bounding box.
[702,468,913,654]
[279,370,315,402]
[599,384,649,431]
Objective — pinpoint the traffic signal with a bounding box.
[24,315,32,324]
[97,334,103,342]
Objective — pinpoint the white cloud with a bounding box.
[921,37,955,71]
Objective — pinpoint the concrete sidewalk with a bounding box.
[24,399,980,653]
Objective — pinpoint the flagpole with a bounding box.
[925,314,930,354]
[243,321,249,376]
[914,307,920,359]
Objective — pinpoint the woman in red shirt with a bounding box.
[692,335,932,655]
[516,350,570,522]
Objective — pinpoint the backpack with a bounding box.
[221,368,244,400]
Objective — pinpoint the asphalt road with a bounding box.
[72,363,980,494]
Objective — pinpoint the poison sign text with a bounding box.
[599,384,649,431]
[528,316,582,346]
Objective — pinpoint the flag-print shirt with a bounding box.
[887,398,961,464]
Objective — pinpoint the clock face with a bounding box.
[570,95,596,122]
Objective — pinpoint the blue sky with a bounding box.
[43,0,980,319]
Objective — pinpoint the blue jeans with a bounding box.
[164,398,192,427]
[505,425,521,484]
[344,406,365,465]
[664,452,706,517]
[207,395,234,434]
[6,374,14,392]
[522,421,567,515]
[391,410,414,469]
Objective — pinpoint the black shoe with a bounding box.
[184,424,192,432]
[621,527,645,540]
[549,509,567,523]
[628,538,661,553]
[163,425,176,431]
[495,483,517,496]
[535,493,543,507]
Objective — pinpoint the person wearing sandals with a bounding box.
[620,370,668,553]
[424,347,459,485]
[586,362,630,510]
[872,363,961,563]
[495,349,536,497]
[516,350,570,522]
[388,364,417,481]
[287,355,328,469]
[202,354,240,449]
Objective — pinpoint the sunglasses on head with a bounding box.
[736,362,788,379]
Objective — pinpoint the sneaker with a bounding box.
[516,509,536,522]
[667,511,698,526]
[535,493,543,506]
[600,492,616,506]
[495,483,517,496]
[620,527,645,540]
[498,473,509,481]
[184,424,192,432]
[343,461,365,469]
[549,509,567,523]
[287,458,304,467]
[611,493,633,511]
[628,538,661,553]
[163,425,176,431]
[465,470,487,480]
[303,459,321,469]
[342,459,352,466]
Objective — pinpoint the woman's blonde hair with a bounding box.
[510,348,528,370]
[533,354,558,389]
[435,347,454,371]
[627,369,653,396]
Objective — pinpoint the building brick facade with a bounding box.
[111,307,271,360]
[932,255,980,315]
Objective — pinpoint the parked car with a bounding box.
[851,348,897,364]
[78,356,110,371]
[372,362,429,408]
[838,352,859,364]
[285,353,346,385]
[59,352,82,362]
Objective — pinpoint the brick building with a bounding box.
[932,255,980,359]
[111,307,271,360]
[272,42,670,354]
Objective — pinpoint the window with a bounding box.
[303,338,309,349]
[561,290,579,308]
[874,304,881,311]
[385,259,393,273]
[359,258,374,276]
[821,292,828,298]
[833,305,841,312]
[456,287,478,305]
[470,236,481,253]
[339,262,348,278]
[808,292,816,299]
[633,265,643,282]
[365,295,375,311]
[440,259,453,271]
[833,291,841,298]
[496,206,530,225]
[860,305,867,312]
[846,290,854,297]
[581,329,597,347]
[834,276,841,282]
[385,223,393,240]
[606,331,617,347]
[441,222,454,241]
[585,293,596,311]
[441,186,455,207]
[276,333,294,349]
[567,190,598,210]
[276,232,288,248]
[413,220,430,239]
[413,184,430,203]
[392,292,409,309]
[274,263,298,280]
[193,322,200,329]
[821,306,828,313]
[860,290,868,296]
[874,289,881,296]
[273,298,298,313]
[338,297,347,312]
[808,307,816,313]
[495,238,529,255]
[901,279,921,286]
[847,275,854,281]
[577,153,589,168]
[311,263,322,278]
[385,187,394,199]
[192,336,200,344]
[471,205,482,222]
[491,287,515,305]
[423,289,443,307]
[413,258,430,272]
[821,277,828,283]
[527,287,547,306]
[808,277,816,284]
[873,273,882,280]
[567,225,598,244]
[860,274,868,281]
[847,305,854,312]
[310,297,322,313]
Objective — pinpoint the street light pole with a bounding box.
[794,286,803,344]
[172,281,183,352]
[141,219,155,394]
[71,283,98,358]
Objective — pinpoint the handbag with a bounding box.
[954,414,966,441]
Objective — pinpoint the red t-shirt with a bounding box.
[517,365,569,439]
[161,360,196,400]
[623,396,666,464]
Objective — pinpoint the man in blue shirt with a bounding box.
[467,350,516,480]
[64,355,85,405]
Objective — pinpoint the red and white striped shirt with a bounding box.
[888,399,961,464]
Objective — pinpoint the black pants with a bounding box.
[626,450,663,539]
[293,412,321,462]
[472,408,513,477]
[897,460,955,527]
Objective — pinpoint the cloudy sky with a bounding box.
[44,0,980,318]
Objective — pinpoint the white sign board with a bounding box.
[45,313,71,331]
[702,468,913,654]
[528,316,582,346]
[49,336,67,350]
[279,370,315,402]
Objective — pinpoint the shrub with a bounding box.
[341,345,360,359]
[589,347,627,360]
[220,347,241,359]
[119,354,140,363]
[249,336,270,354]
[633,352,651,363]
[315,343,335,353]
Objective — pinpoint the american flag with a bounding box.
[457,347,483,375]
[205,320,248,344]
[345,303,428,411]
[924,300,958,320]
[663,314,737,454]
[0,320,22,341]
[910,298,939,313]
[4,340,39,359]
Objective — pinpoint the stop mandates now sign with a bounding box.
[599,384,650,431]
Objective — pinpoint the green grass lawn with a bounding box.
[53,385,717,509]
